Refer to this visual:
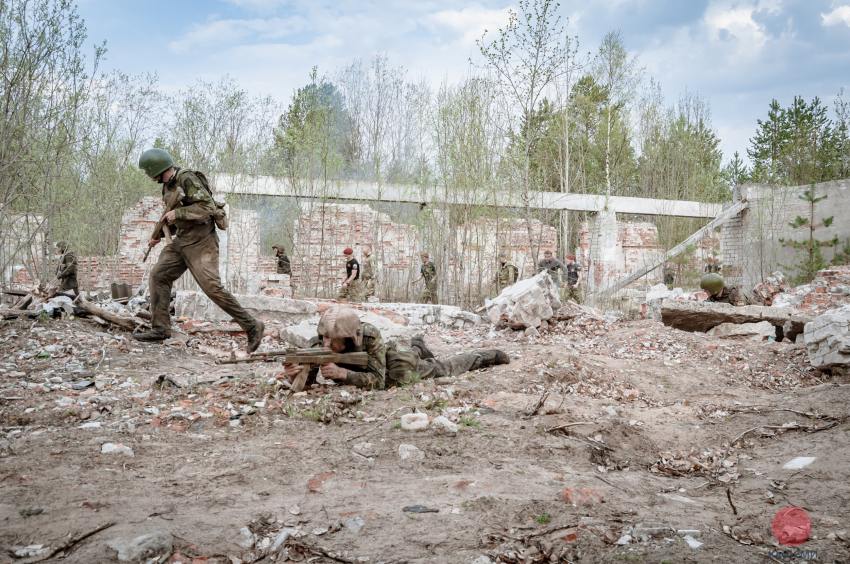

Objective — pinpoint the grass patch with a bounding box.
[535,513,551,524]
[459,416,480,428]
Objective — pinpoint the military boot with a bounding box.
[470,349,510,370]
[411,335,435,359]
[246,320,266,353]
[133,330,170,343]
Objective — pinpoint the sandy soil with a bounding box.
[1,314,849,563]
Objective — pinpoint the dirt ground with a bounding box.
[1,311,849,563]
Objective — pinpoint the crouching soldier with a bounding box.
[700,273,748,306]
[281,307,509,390]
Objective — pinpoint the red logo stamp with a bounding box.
[771,506,811,546]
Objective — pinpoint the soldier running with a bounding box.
[280,307,509,390]
[135,148,265,352]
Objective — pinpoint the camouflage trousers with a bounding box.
[338,279,363,302]
[420,282,438,304]
[150,235,257,335]
[387,348,494,386]
[362,276,376,299]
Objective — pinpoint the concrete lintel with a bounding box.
[214,174,724,219]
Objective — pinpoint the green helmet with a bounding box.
[138,148,174,179]
[700,273,725,296]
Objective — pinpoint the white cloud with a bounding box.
[821,5,850,27]
[169,16,307,53]
[704,4,768,53]
[426,6,513,45]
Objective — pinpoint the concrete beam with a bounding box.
[595,200,749,296]
[214,174,724,219]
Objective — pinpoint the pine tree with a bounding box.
[748,99,787,183]
[779,185,839,283]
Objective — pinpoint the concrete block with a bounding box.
[174,291,317,324]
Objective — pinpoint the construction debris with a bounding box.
[660,300,810,338]
[485,271,561,329]
[804,304,850,370]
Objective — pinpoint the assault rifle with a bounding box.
[216,348,369,392]
[142,186,185,263]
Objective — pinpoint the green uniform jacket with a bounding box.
[158,167,217,247]
[421,261,437,287]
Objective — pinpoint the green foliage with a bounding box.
[779,185,839,283]
[748,96,845,185]
[535,513,552,524]
[459,415,480,428]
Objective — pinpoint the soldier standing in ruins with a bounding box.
[55,241,79,296]
[537,250,565,284]
[272,244,291,275]
[564,255,581,301]
[494,252,519,294]
[338,247,361,302]
[417,252,438,304]
[135,148,265,352]
[361,246,377,301]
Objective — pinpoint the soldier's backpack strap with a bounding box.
[178,169,229,231]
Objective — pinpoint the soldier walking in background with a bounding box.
[338,247,361,302]
[55,241,79,297]
[135,148,265,352]
[704,256,722,273]
[564,255,581,301]
[361,246,377,301]
[494,252,519,294]
[417,252,438,304]
[272,244,291,275]
[537,250,565,284]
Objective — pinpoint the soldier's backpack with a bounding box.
[177,169,228,230]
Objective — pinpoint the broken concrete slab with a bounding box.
[174,291,317,324]
[485,272,561,328]
[660,300,811,339]
[356,302,481,330]
[804,305,850,370]
[707,321,776,341]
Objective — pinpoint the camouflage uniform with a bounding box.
[707,286,747,306]
[306,321,387,390]
[420,260,438,304]
[275,250,291,275]
[149,168,260,337]
[537,257,565,284]
[704,263,721,274]
[361,254,377,299]
[56,244,79,295]
[302,323,507,390]
[495,261,519,292]
[386,347,506,386]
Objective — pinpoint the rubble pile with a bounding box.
[772,265,850,314]
[752,271,790,306]
[485,272,561,329]
[804,304,850,371]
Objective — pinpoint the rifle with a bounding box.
[216,348,369,392]
[142,186,185,263]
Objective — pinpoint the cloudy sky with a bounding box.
[77,0,850,164]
